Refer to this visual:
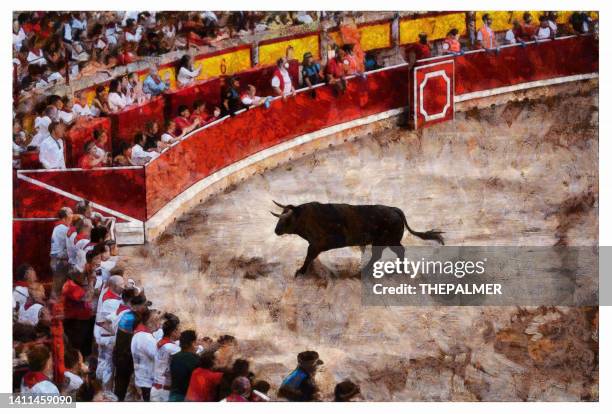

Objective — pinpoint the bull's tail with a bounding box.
[396,208,445,245]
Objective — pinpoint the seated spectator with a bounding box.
[185,351,223,402]
[92,129,110,161]
[107,79,129,112]
[176,54,201,87]
[39,122,66,169]
[326,47,348,95]
[442,28,461,54]
[221,76,244,115]
[91,86,111,117]
[30,105,54,148]
[364,51,381,71]
[26,43,48,66]
[131,132,159,165]
[173,105,200,135]
[546,12,559,36]
[536,15,553,40]
[278,350,322,401]
[16,288,47,327]
[191,100,221,124]
[58,96,76,125]
[20,345,59,395]
[127,72,146,104]
[112,141,133,166]
[334,380,360,402]
[143,121,164,151]
[143,66,170,96]
[224,376,251,402]
[169,329,200,402]
[271,57,295,98]
[405,32,431,66]
[240,84,270,108]
[161,120,182,145]
[78,141,108,169]
[505,20,522,44]
[50,206,73,294]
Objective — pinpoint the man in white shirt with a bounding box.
[95,275,125,389]
[131,309,159,401]
[271,57,296,97]
[39,122,66,169]
[131,133,158,165]
[20,346,60,396]
[536,16,552,40]
[50,206,73,295]
[150,318,181,401]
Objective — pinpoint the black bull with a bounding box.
[271,201,444,276]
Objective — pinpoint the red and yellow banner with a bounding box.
[358,21,392,51]
[400,12,466,45]
[258,33,320,66]
[195,47,252,80]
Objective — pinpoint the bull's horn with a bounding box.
[272,200,286,209]
[270,211,282,217]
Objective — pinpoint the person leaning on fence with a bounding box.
[442,28,461,54]
[301,51,323,98]
[271,57,296,99]
[325,46,348,95]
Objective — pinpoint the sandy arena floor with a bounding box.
[122,83,598,401]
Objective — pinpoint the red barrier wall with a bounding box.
[451,35,598,95]
[145,65,409,216]
[110,96,166,143]
[15,167,147,221]
[13,219,56,278]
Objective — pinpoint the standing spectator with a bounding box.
[225,377,251,402]
[143,66,169,96]
[505,20,522,44]
[301,51,323,94]
[186,352,223,402]
[442,28,461,54]
[92,129,111,163]
[221,76,243,116]
[131,309,158,401]
[78,141,107,169]
[20,345,59,395]
[61,270,94,358]
[477,13,496,49]
[546,12,559,36]
[405,32,431,67]
[521,12,537,40]
[63,347,85,398]
[278,350,323,401]
[271,57,295,98]
[13,263,38,311]
[94,275,124,389]
[30,106,54,148]
[39,122,66,169]
[169,329,199,402]
[218,358,252,400]
[151,318,181,402]
[334,380,360,402]
[50,207,73,295]
[176,54,201,87]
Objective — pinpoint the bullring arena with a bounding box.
[12,11,598,402]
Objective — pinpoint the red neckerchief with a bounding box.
[14,281,28,288]
[54,220,66,227]
[116,304,129,315]
[67,226,77,237]
[157,336,174,349]
[75,233,90,243]
[102,289,120,303]
[23,371,49,388]
[134,323,150,334]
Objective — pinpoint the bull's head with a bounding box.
[271,200,297,235]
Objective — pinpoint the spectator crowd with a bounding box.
[13,11,596,170]
[13,202,362,402]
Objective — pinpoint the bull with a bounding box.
[270,201,444,276]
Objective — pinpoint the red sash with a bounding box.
[102,289,120,303]
[134,323,150,334]
[273,68,285,92]
[157,336,174,349]
[116,304,129,315]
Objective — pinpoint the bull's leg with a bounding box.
[390,244,405,260]
[296,245,321,277]
[363,245,385,272]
